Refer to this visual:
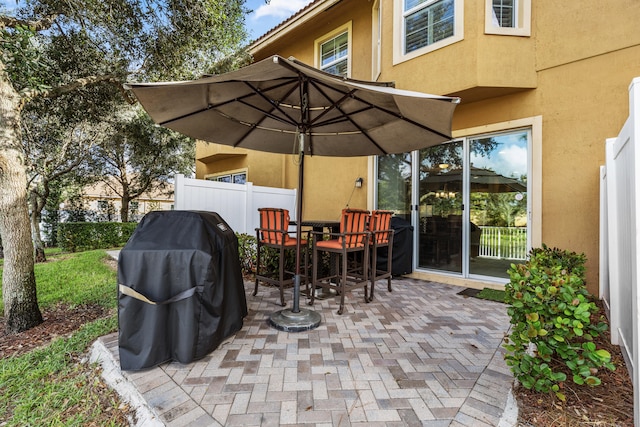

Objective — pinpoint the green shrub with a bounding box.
[503,244,614,401]
[57,222,137,252]
[236,233,298,278]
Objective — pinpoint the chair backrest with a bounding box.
[258,208,290,244]
[340,209,370,248]
[369,210,393,244]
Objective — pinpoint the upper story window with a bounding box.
[485,0,531,36]
[393,0,463,65]
[404,0,454,54]
[321,32,348,76]
[315,22,352,78]
[492,0,515,27]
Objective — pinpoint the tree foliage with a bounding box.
[0,0,249,332]
[97,110,195,222]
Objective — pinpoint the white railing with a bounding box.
[600,76,640,425]
[174,174,297,235]
[478,226,528,260]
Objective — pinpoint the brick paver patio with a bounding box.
[98,278,514,426]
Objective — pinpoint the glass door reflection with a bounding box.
[418,142,463,273]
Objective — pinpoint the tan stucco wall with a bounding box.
[205,0,640,293]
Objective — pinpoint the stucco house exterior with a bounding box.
[75,181,174,222]
[195,0,640,294]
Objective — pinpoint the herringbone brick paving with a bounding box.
[99,278,514,426]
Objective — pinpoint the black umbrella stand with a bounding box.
[268,133,321,332]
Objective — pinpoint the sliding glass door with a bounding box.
[377,129,530,281]
[418,141,463,273]
[468,131,529,278]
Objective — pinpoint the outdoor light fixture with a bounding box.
[355,177,363,188]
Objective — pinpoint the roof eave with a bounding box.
[248,0,341,55]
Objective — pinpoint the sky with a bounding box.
[0,0,314,42]
[245,0,314,40]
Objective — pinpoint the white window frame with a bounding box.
[393,0,464,65]
[484,0,531,36]
[372,0,382,81]
[205,168,248,184]
[314,22,353,78]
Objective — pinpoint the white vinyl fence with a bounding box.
[600,77,640,424]
[174,174,297,235]
[478,226,528,260]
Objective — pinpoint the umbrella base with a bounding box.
[268,308,321,332]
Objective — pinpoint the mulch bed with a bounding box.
[0,304,111,359]
[514,301,634,426]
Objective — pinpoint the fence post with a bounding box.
[245,182,254,235]
[174,174,184,210]
[630,77,640,427]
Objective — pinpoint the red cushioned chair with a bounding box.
[310,209,370,315]
[368,210,395,301]
[255,208,308,307]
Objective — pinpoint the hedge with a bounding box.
[57,222,138,252]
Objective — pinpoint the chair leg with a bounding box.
[363,245,370,304]
[303,243,310,300]
[254,242,261,297]
[369,246,376,302]
[278,247,286,307]
[337,252,347,315]
[386,243,393,292]
[309,244,317,306]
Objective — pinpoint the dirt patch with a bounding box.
[0,303,111,359]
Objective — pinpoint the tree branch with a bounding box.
[20,73,136,104]
[0,13,59,31]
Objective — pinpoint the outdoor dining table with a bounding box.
[290,219,340,234]
[290,219,341,299]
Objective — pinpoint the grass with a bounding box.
[476,287,506,303]
[0,249,117,312]
[0,249,123,426]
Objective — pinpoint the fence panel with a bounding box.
[478,226,527,260]
[174,174,297,234]
[601,76,640,425]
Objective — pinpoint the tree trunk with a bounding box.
[29,191,47,263]
[120,194,129,222]
[0,67,43,333]
[31,211,47,263]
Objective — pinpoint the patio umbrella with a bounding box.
[424,166,526,194]
[125,55,459,331]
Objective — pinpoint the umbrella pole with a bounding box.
[292,147,304,313]
[268,133,321,332]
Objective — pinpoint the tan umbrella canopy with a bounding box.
[424,166,527,194]
[125,55,459,331]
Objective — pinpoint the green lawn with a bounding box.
[0,249,117,313]
[0,249,125,426]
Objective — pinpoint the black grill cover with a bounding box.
[376,216,414,276]
[117,210,247,371]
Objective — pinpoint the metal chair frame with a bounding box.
[368,210,395,301]
[254,208,308,307]
[310,209,370,315]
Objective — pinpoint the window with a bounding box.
[321,32,348,76]
[492,0,515,28]
[404,0,454,54]
[315,23,352,78]
[485,0,531,36]
[393,0,463,64]
[205,170,247,184]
